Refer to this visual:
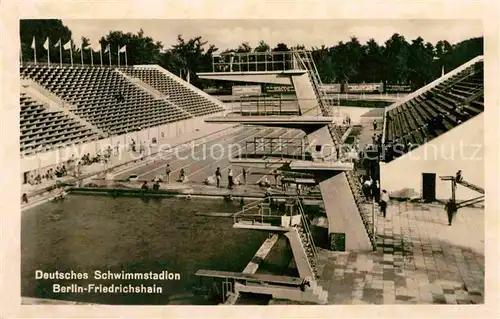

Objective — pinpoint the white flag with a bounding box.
[43,37,49,50]
[93,46,101,52]
[54,39,61,47]
[63,40,72,50]
[31,36,35,49]
[119,45,126,53]
[104,44,110,54]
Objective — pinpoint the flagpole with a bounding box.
[47,38,50,67]
[118,46,120,67]
[70,41,73,66]
[125,49,127,67]
[59,40,62,67]
[108,45,111,67]
[81,44,84,66]
[90,48,94,67]
[100,50,103,67]
[33,36,37,64]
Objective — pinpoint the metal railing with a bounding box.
[295,197,319,264]
[243,137,307,159]
[233,198,288,225]
[212,51,300,73]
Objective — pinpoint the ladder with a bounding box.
[294,51,375,250]
[295,198,319,278]
[456,179,484,194]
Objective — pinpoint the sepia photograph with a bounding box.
[1,1,498,317]
[17,17,487,306]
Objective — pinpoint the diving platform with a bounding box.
[205,115,334,133]
[195,269,327,304]
[289,160,353,171]
[198,71,303,85]
[198,49,376,252]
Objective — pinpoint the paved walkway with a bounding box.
[315,202,484,304]
[21,123,237,197]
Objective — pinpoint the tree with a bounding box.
[383,33,411,83]
[236,42,252,53]
[20,19,73,63]
[161,35,218,88]
[99,29,163,66]
[360,39,384,83]
[254,41,270,52]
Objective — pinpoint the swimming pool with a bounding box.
[21,195,270,305]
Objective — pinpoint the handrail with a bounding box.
[295,197,319,263]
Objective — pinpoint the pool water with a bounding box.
[21,195,270,305]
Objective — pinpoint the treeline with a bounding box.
[20,19,483,90]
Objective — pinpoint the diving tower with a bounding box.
[201,50,373,253]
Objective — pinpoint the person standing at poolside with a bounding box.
[165,164,171,183]
[380,190,389,218]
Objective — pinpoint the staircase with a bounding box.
[294,198,319,278]
[294,51,376,250]
[457,179,484,194]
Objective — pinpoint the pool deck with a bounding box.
[21,123,485,305]
[271,202,484,305]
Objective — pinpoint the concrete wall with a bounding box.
[20,113,222,174]
[290,73,318,116]
[380,113,484,201]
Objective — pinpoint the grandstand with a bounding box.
[121,65,224,116]
[384,59,483,150]
[380,56,484,201]
[19,47,485,305]
[20,92,101,154]
[19,63,228,172]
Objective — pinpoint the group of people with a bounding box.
[27,165,68,186]
[141,180,161,191]
[211,167,244,189]
[360,174,390,218]
[342,116,352,126]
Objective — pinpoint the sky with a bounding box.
[61,19,483,51]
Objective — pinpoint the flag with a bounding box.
[54,39,62,66]
[31,36,37,64]
[43,37,50,66]
[93,46,101,52]
[119,45,126,53]
[94,45,103,66]
[63,40,71,50]
[104,44,111,66]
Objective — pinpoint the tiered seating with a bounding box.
[121,67,224,117]
[20,64,191,135]
[20,92,100,155]
[384,60,483,158]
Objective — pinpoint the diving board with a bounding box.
[205,116,334,134]
[195,269,305,287]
